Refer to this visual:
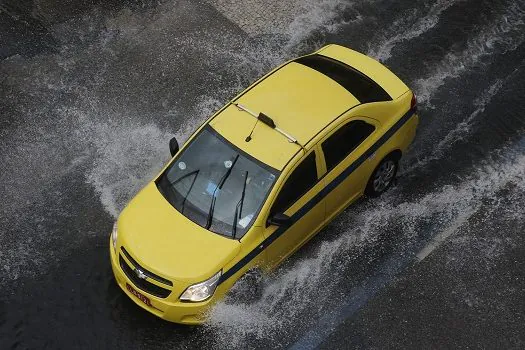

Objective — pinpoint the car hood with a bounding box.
[118,182,240,283]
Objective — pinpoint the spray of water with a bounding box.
[368,0,462,62]
[206,140,525,347]
[81,0,363,218]
[414,1,525,106]
[83,118,175,218]
[402,78,505,174]
[1,2,523,337]
[282,0,353,50]
[207,0,351,39]
[0,0,359,282]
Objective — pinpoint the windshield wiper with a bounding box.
[160,169,199,210]
[167,168,199,187]
[232,171,248,239]
[179,170,199,214]
[205,155,239,229]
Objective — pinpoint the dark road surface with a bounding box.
[1,0,524,348]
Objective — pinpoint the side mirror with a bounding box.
[267,213,291,227]
[169,137,179,157]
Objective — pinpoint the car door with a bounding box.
[262,148,326,268]
[320,117,379,222]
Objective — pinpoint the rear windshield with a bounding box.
[156,127,279,239]
[295,54,392,103]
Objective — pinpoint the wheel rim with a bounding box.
[373,160,396,193]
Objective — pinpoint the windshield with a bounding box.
[156,127,278,238]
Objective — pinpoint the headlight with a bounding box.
[111,222,118,251]
[180,271,222,302]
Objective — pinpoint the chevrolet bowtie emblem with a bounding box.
[135,268,147,280]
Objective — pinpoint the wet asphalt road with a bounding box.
[1,0,525,349]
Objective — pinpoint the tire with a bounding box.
[365,154,399,197]
[225,269,263,304]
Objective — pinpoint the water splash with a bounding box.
[282,0,353,50]
[403,57,525,174]
[414,2,525,106]
[81,0,363,218]
[83,116,175,218]
[0,0,365,283]
[368,0,462,62]
[206,141,525,347]
[207,0,351,39]
[2,0,524,336]
[402,77,505,174]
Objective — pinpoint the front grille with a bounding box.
[121,247,173,286]
[119,255,172,298]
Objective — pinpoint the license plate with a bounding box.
[126,283,152,307]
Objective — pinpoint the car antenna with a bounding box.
[233,103,306,153]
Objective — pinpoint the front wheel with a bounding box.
[365,155,398,197]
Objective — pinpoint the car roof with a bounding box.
[210,61,361,170]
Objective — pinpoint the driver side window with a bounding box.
[270,152,318,216]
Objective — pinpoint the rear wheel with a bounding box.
[365,155,398,197]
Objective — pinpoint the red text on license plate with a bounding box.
[126,283,152,307]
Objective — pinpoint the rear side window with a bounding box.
[271,152,318,215]
[322,120,375,172]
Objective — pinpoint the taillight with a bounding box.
[411,93,417,110]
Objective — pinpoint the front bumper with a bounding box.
[109,237,214,325]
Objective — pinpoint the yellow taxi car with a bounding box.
[109,44,419,324]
